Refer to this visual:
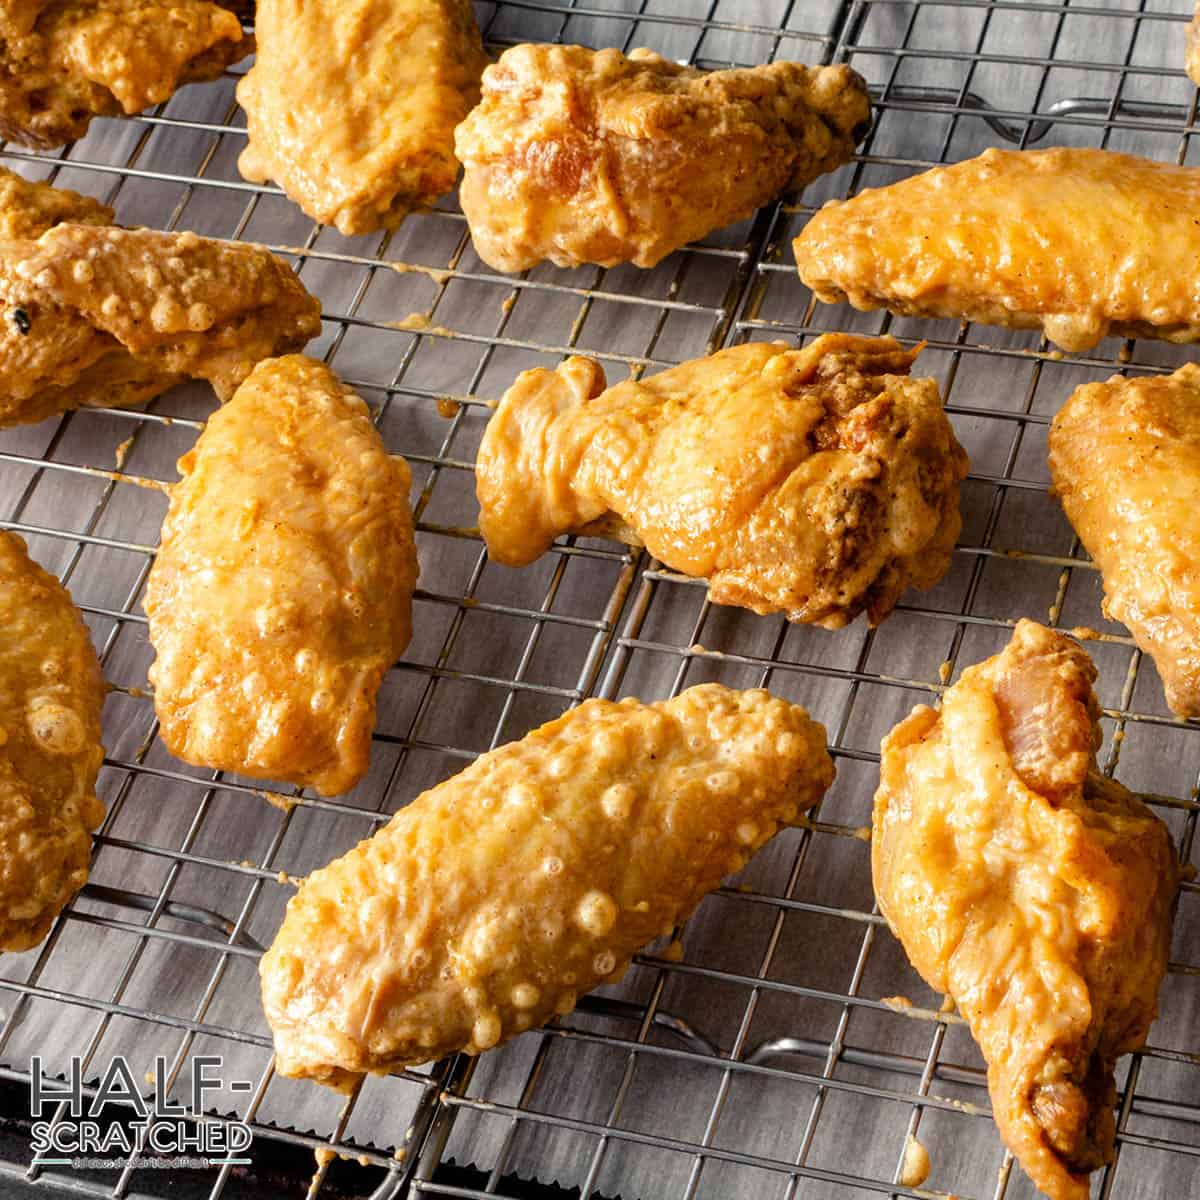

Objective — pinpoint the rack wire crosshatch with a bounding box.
[0,1,1198,1198]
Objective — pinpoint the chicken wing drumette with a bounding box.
[0,211,321,429]
[455,44,871,272]
[1050,363,1200,718]
[237,0,487,236]
[795,147,1200,353]
[0,0,250,149]
[873,620,1179,1200]
[0,531,105,951]
[260,683,833,1087]
[477,334,967,628]
[144,355,417,798]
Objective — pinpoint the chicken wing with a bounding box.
[795,147,1200,353]
[236,0,487,236]
[1189,4,1200,86]
[0,531,105,951]
[144,355,417,798]
[1049,364,1200,718]
[476,334,967,628]
[0,220,321,428]
[0,0,249,149]
[454,44,871,272]
[260,683,833,1086]
[873,620,1178,1200]
[0,163,112,237]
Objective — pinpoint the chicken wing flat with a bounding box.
[261,683,833,1086]
[873,620,1178,1200]
[0,220,321,428]
[0,0,250,149]
[1050,364,1200,718]
[477,334,967,628]
[236,0,486,236]
[0,531,105,951]
[455,44,871,272]
[795,147,1200,353]
[145,355,417,798]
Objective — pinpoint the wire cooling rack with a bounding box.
[0,2,1198,1198]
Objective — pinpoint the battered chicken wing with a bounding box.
[0,0,250,149]
[0,164,112,237]
[795,147,1200,353]
[873,621,1179,1200]
[144,355,417,798]
[0,531,105,951]
[1188,4,1200,86]
[454,44,871,272]
[261,683,833,1086]
[0,220,321,428]
[236,0,486,236]
[1049,364,1200,718]
[476,334,967,628]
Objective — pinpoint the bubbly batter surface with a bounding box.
[261,684,834,1087]
[145,355,417,797]
[0,531,106,951]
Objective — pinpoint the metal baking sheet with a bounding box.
[0,2,1197,1198]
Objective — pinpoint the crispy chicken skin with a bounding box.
[237,0,486,236]
[260,683,833,1086]
[1049,364,1200,718]
[0,0,249,149]
[0,531,105,951]
[144,356,417,798]
[795,147,1200,354]
[0,216,321,429]
[477,334,967,628]
[455,44,871,272]
[873,621,1179,1200]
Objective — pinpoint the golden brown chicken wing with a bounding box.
[0,163,112,237]
[236,0,486,236]
[144,355,417,798]
[1049,364,1200,718]
[0,219,321,428]
[0,0,250,149]
[795,147,1200,353]
[476,334,967,628]
[0,531,106,951]
[454,44,871,272]
[1188,4,1200,85]
[873,620,1179,1200]
[260,683,833,1087]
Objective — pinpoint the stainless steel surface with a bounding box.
[0,2,1198,1197]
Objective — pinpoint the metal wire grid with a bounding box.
[0,1,1194,1198]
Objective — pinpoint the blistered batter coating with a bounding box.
[236,0,487,236]
[1050,364,1200,718]
[0,222,322,428]
[795,147,1200,353]
[0,164,112,238]
[260,683,834,1086]
[455,44,870,272]
[477,334,966,628]
[0,531,105,951]
[144,355,417,797]
[0,0,249,149]
[873,621,1179,1200]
